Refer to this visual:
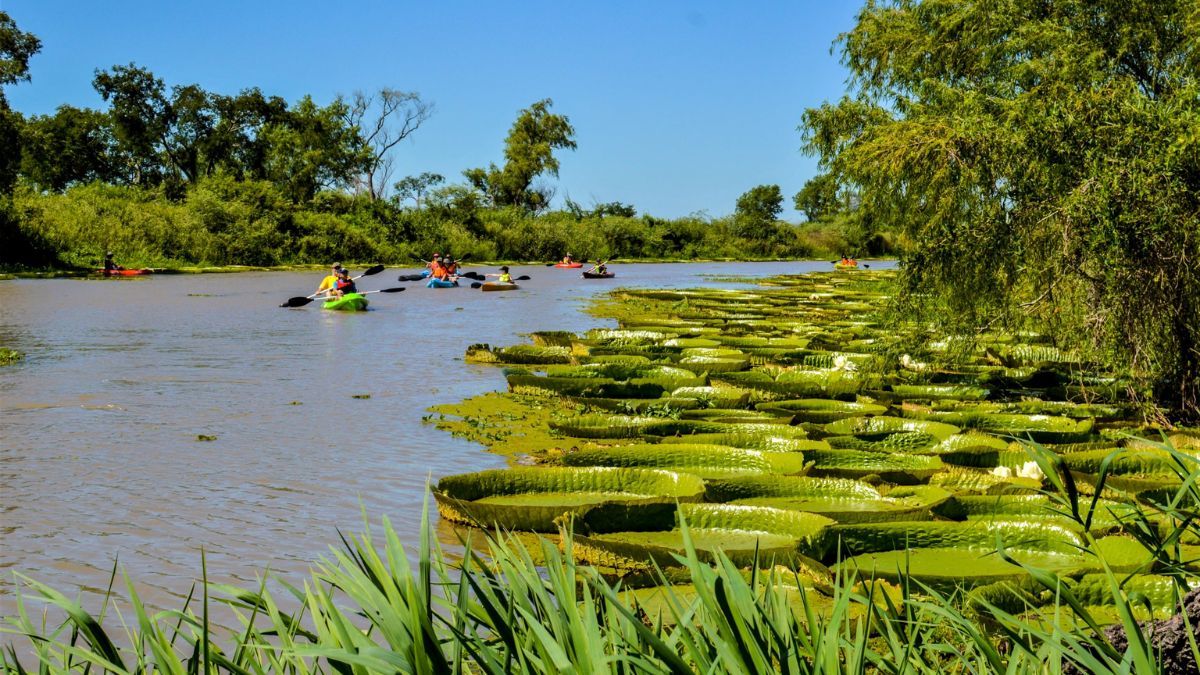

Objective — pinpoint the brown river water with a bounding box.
[0,261,889,626]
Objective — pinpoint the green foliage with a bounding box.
[802,0,1200,417]
[0,11,40,92]
[792,173,839,222]
[465,99,577,212]
[20,105,120,190]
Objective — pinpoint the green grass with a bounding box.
[5,440,1200,673]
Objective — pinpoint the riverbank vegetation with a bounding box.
[798,0,1200,417]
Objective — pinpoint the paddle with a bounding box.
[280,286,406,308]
[280,264,385,306]
[584,259,610,274]
[470,275,530,289]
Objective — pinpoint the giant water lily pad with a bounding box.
[434,467,705,533]
[805,449,944,484]
[835,547,1084,587]
[823,416,960,441]
[706,475,951,523]
[755,398,888,423]
[574,504,834,570]
[561,443,807,479]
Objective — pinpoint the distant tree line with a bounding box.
[0,11,871,269]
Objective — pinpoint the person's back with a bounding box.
[431,260,446,279]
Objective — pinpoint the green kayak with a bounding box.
[322,292,369,311]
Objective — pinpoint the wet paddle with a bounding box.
[280,286,405,308]
[281,265,386,306]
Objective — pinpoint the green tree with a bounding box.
[92,64,174,186]
[733,184,783,238]
[20,105,121,190]
[0,11,42,264]
[0,10,40,193]
[392,171,444,208]
[261,95,368,203]
[464,99,576,212]
[803,0,1200,416]
[793,173,840,222]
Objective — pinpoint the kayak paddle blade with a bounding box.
[362,264,385,276]
[515,275,531,281]
[380,287,406,293]
[470,282,483,289]
[282,296,314,308]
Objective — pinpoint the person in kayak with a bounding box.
[103,251,124,272]
[560,252,575,265]
[485,266,513,283]
[839,254,857,266]
[443,256,460,276]
[316,262,342,295]
[331,267,357,297]
[426,253,441,275]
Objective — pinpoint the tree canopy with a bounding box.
[464,99,576,212]
[803,0,1200,416]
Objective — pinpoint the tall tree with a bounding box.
[0,10,41,193]
[92,64,174,185]
[802,0,1200,416]
[464,99,576,212]
[21,105,121,190]
[733,184,783,238]
[261,95,368,203]
[392,171,444,209]
[344,88,433,200]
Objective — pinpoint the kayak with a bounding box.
[322,293,369,311]
[834,262,859,270]
[426,278,459,288]
[419,269,432,278]
[481,282,519,292]
[581,271,615,279]
[554,262,583,268]
[97,268,152,276]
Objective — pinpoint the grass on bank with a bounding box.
[4,439,1200,674]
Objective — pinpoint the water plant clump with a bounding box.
[430,269,1200,640]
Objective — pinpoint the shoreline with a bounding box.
[0,257,897,280]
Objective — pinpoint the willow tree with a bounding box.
[804,0,1200,417]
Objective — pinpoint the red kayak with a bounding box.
[97,268,153,276]
[554,262,583,268]
[581,271,615,279]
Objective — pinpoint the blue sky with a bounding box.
[3,1,858,218]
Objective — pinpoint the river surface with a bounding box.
[0,261,890,621]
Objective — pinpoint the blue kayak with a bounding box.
[426,278,458,288]
[419,269,431,278]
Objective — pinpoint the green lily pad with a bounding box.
[434,467,705,533]
[575,504,834,570]
[707,475,951,523]
[823,416,960,441]
[561,443,807,479]
[755,398,888,423]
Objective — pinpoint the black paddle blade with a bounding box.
[398,274,422,282]
[380,287,406,293]
[470,282,482,289]
[515,275,531,281]
[281,296,314,308]
[362,264,385,276]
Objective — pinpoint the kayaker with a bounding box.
[585,260,608,275]
[331,267,357,297]
[316,262,342,295]
[486,266,513,283]
[443,256,459,276]
[560,253,575,265]
[103,251,124,272]
[426,253,441,274]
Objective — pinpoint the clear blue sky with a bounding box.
[2,1,858,218]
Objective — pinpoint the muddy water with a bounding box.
[0,261,889,618]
